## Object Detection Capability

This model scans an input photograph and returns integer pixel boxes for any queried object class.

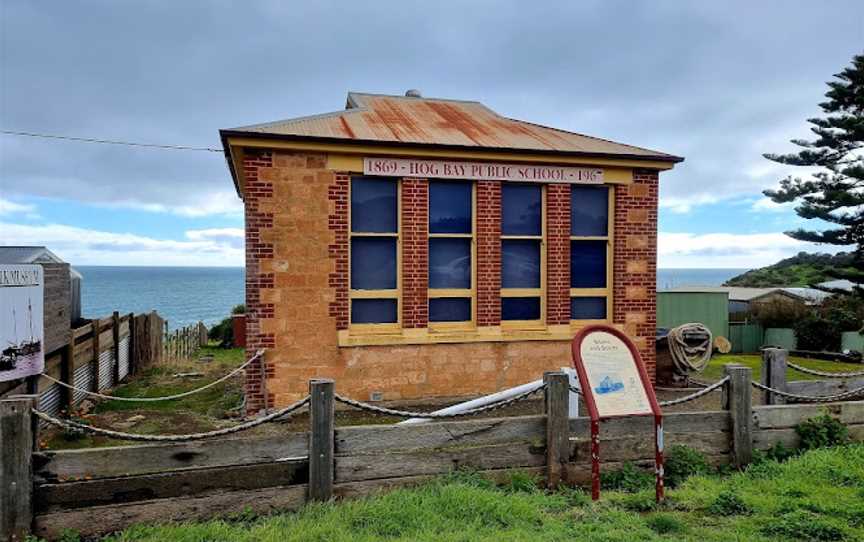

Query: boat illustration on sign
[594,375,625,395]
[0,298,42,372]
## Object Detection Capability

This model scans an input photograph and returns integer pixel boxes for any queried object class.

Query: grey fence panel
[98,349,114,391]
[72,363,93,405]
[38,384,62,417]
[118,336,130,381]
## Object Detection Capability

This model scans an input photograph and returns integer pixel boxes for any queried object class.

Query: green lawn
[700,354,864,382]
[97,444,864,542]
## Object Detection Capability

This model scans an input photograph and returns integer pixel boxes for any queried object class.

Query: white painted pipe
[398,367,580,425]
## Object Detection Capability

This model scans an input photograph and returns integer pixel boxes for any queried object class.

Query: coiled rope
[750,381,864,403]
[334,385,544,419]
[787,361,864,379]
[32,395,309,442]
[40,350,264,402]
[667,323,713,374]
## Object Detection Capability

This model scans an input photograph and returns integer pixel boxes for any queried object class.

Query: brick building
[220,92,683,412]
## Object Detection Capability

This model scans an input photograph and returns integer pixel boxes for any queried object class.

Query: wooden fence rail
[4,357,864,539]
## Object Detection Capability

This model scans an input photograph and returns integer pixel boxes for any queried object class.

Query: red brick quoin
[546,183,571,325]
[243,150,276,412]
[612,170,659,377]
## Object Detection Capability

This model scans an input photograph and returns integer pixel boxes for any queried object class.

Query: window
[428,181,474,326]
[570,185,611,321]
[501,183,544,323]
[350,177,399,327]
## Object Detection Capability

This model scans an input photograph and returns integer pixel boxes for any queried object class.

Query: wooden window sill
[337,325,576,347]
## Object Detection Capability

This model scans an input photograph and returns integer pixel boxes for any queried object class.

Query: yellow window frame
[570,185,614,325]
[348,177,401,334]
[501,184,546,330]
[428,181,476,332]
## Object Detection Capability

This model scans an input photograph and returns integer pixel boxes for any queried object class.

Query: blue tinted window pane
[571,186,609,236]
[430,181,472,234]
[570,240,606,288]
[502,184,542,235]
[351,238,396,289]
[570,297,607,320]
[429,238,471,289]
[351,177,397,233]
[351,299,397,324]
[502,240,540,288]
[429,298,471,322]
[502,297,541,321]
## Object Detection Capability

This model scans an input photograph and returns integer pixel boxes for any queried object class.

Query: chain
[787,361,864,379]
[659,377,729,407]
[32,395,309,442]
[40,350,264,402]
[751,381,864,403]
[334,384,545,419]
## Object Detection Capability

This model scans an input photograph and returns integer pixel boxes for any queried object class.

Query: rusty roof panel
[224,92,682,161]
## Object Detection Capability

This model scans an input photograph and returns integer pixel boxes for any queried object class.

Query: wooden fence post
[723,365,753,467]
[61,330,74,414]
[544,371,570,489]
[91,320,101,392]
[761,348,787,405]
[112,311,121,384]
[0,396,36,541]
[309,379,335,502]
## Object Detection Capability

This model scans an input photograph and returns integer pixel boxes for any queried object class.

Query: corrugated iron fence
[2,311,166,416]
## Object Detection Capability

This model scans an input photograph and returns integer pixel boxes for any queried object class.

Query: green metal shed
[657,290,729,340]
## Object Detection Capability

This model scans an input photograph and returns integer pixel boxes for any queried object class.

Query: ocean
[78,266,748,330]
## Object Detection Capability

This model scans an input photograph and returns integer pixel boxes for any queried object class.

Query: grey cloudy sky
[1,1,863,266]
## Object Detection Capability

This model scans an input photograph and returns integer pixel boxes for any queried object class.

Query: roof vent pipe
[405,89,422,98]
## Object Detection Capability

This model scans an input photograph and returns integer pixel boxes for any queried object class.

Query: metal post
[590,419,601,500]
[654,414,665,502]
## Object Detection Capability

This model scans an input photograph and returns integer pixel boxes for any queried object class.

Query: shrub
[601,463,653,492]
[709,491,752,516]
[645,513,684,534]
[231,304,246,315]
[753,441,798,464]
[760,510,847,541]
[796,413,849,451]
[208,317,233,346]
[664,445,712,488]
[753,300,811,329]
[502,470,540,493]
[795,314,842,351]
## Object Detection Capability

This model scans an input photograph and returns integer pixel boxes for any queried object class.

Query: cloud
[0,197,36,216]
[658,231,844,268]
[0,222,243,266]
[751,197,794,213]
[185,227,244,248]
[659,195,719,214]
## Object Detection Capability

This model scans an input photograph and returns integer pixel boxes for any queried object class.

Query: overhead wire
[0,129,222,152]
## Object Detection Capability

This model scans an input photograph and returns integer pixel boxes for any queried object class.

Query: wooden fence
[3,358,864,540]
[162,321,208,363]
[0,311,165,418]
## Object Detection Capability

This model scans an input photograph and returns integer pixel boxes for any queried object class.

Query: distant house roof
[0,246,64,264]
[222,92,684,161]
[781,287,833,305]
[0,246,82,279]
[817,279,859,291]
[659,286,808,303]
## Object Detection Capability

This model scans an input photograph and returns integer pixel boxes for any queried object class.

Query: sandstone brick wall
[242,151,660,410]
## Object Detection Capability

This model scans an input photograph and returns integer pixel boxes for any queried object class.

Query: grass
[701,354,864,382]
[92,444,864,542]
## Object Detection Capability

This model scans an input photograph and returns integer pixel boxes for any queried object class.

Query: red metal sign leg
[654,414,665,503]
[591,419,600,501]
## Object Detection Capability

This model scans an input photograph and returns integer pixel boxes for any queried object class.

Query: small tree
[764,53,864,291]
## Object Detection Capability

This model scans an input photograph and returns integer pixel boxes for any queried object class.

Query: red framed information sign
[571,324,664,502]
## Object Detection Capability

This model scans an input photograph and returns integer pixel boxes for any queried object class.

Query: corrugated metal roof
[222,92,683,161]
[0,246,63,264]
[659,286,808,302]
